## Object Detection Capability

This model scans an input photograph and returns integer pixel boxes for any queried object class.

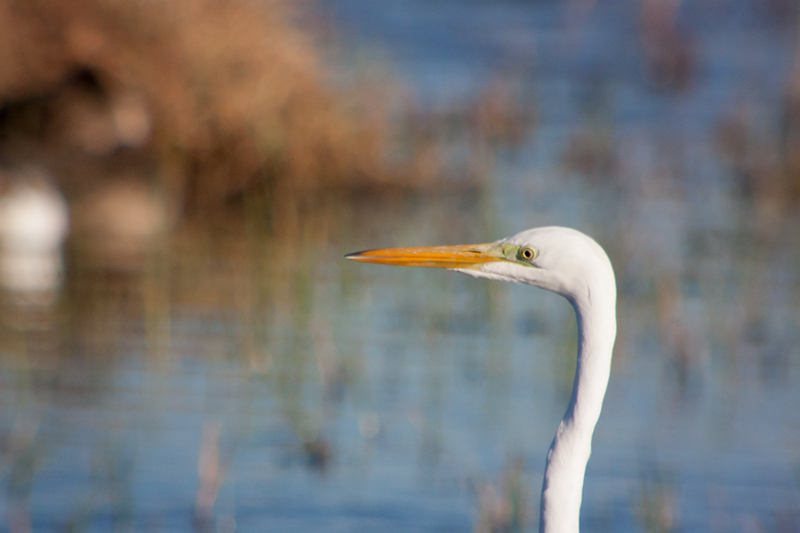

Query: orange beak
[346,243,501,269]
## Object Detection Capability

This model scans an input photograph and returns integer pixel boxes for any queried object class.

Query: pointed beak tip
[345,251,374,262]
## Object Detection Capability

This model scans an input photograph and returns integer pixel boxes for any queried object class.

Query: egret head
[346,226,615,306]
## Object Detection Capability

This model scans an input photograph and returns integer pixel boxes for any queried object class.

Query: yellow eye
[519,246,537,262]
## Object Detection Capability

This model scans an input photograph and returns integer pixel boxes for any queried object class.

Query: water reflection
[0,181,798,530]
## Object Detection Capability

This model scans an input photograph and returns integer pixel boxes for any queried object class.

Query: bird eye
[519,246,537,262]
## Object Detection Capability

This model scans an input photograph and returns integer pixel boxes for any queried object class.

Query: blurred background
[0,0,799,531]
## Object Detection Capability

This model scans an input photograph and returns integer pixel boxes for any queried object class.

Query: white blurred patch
[0,170,69,304]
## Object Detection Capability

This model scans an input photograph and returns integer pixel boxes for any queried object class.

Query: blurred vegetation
[0,0,386,230]
[0,0,530,236]
[0,0,527,390]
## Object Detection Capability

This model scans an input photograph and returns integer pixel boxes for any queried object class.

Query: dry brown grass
[0,0,388,220]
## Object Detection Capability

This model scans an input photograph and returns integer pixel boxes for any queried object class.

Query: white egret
[347,226,616,533]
